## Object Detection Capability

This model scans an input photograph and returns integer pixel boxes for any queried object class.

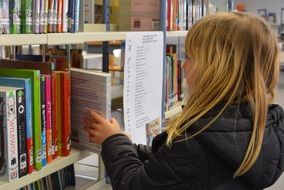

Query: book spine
[53,0,58,32]
[21,0,33,34]
[62,0,68,32]
[43,0,48,33]
[0,90,19,181]
[33,0,40,33]
[16,89,28,178]
[48,0,54,32]
[1,0,10,34]
[10,0,21,34]
[57,0,63,32]
[45,75,53,163]
[55,72,62,155]
[67,0,74,33]
[60,72,71,156]
[39,0,45,33]
[73,0,80,32]
[40,75,47,167]
[51,73,58,159]
[25,81,33,174]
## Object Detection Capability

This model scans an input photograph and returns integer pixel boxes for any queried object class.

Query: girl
[84,12,284,190]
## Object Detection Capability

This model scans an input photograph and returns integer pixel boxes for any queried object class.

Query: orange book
[52,72,58,159]
[54,72,62,156]
[57,0,63,32]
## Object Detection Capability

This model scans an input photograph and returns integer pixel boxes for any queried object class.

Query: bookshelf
[0,34,47,46]
[0,148,90,190]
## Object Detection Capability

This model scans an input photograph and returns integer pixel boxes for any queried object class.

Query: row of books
[167,0,208,31]
[19,164,75,190]
[0,58,71,182]
[0,0,81,34]
[165,44,184,111]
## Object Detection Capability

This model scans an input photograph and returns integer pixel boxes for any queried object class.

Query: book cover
[1,0,10,34]
[33,0,40,33]
[45,75,53,163]
[62,0,68,32]
[67,0,74,33]
[60,71,71,156]
[0,68,42,171]
[0,77,34,174]
[21,0,33,33]
[70,68,111,153]
[57,0,63,32]
[0,87,18,182]
[9,0,21,34]
[40,75,47,167]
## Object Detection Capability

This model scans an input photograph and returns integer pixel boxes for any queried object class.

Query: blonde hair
[166,12,279,177]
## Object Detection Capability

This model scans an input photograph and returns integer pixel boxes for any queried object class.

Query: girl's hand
[83,110,123,145]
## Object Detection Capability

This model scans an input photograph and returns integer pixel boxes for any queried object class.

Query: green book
[0,68,42,171]
[9,0,21,34]
[21,0,33,33]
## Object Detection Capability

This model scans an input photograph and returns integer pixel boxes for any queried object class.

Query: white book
[62,0,69,32]
[0,86,19,182]
[70,68,111,153]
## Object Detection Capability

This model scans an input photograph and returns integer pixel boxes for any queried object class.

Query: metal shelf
[0,34,47,46]
[0,148,90,190]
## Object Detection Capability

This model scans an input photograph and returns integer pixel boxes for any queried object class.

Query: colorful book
[21,0,33,33]
[40,75,47,167]
[0,77,33,174]
[51,72,58,159]
[0,87,19,182]
[33,0,40,33]
[54,72,62,156]
[0,68,42,171]
[10,0,22,34]
[1,0,10,34]
[45,75,53,163]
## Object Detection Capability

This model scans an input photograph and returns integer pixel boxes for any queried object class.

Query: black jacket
[101,104,284,190]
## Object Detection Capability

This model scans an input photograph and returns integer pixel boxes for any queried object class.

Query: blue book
[0,77,34,174]
[73,0,80,32]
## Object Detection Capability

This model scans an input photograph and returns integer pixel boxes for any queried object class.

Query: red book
[167,0,172,31]
[51,73,58,159]
[45,74,53,163]
[60,71,71,156]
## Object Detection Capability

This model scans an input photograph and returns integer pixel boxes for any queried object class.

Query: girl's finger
[89,110,108,125]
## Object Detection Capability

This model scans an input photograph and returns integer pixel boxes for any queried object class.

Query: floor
[72,72,284,190]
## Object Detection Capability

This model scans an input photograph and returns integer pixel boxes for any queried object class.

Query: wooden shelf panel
[166,31,188,37]
[0,34,47,46]
[0,148,90,190]
[47,32,127,45]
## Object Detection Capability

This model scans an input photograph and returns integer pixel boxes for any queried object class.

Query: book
[51,72,58,159]
[0,68,42,171]
[62,0,68,32]
[53,0,58,32]
[67,0,74,33]
[0,77,34,174]
[73,0,80,32]
[40,75,47,167]
[1,0,10,34]
[39,0,45,33]
[70,68,111,153]
[21,0,33,33]
[0,87,19,182]
[48,0,55,32]
[57,0,63,32]
[9,0,22,34]
[15,88,28,177]
[45,75,53,163]
[33,0,40,33]
[43,0,49,33]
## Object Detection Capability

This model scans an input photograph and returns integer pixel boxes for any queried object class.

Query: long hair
[166,12,279,177]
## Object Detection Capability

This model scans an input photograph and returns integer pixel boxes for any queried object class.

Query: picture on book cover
[145,118,160,146]
[0,96,6,176]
